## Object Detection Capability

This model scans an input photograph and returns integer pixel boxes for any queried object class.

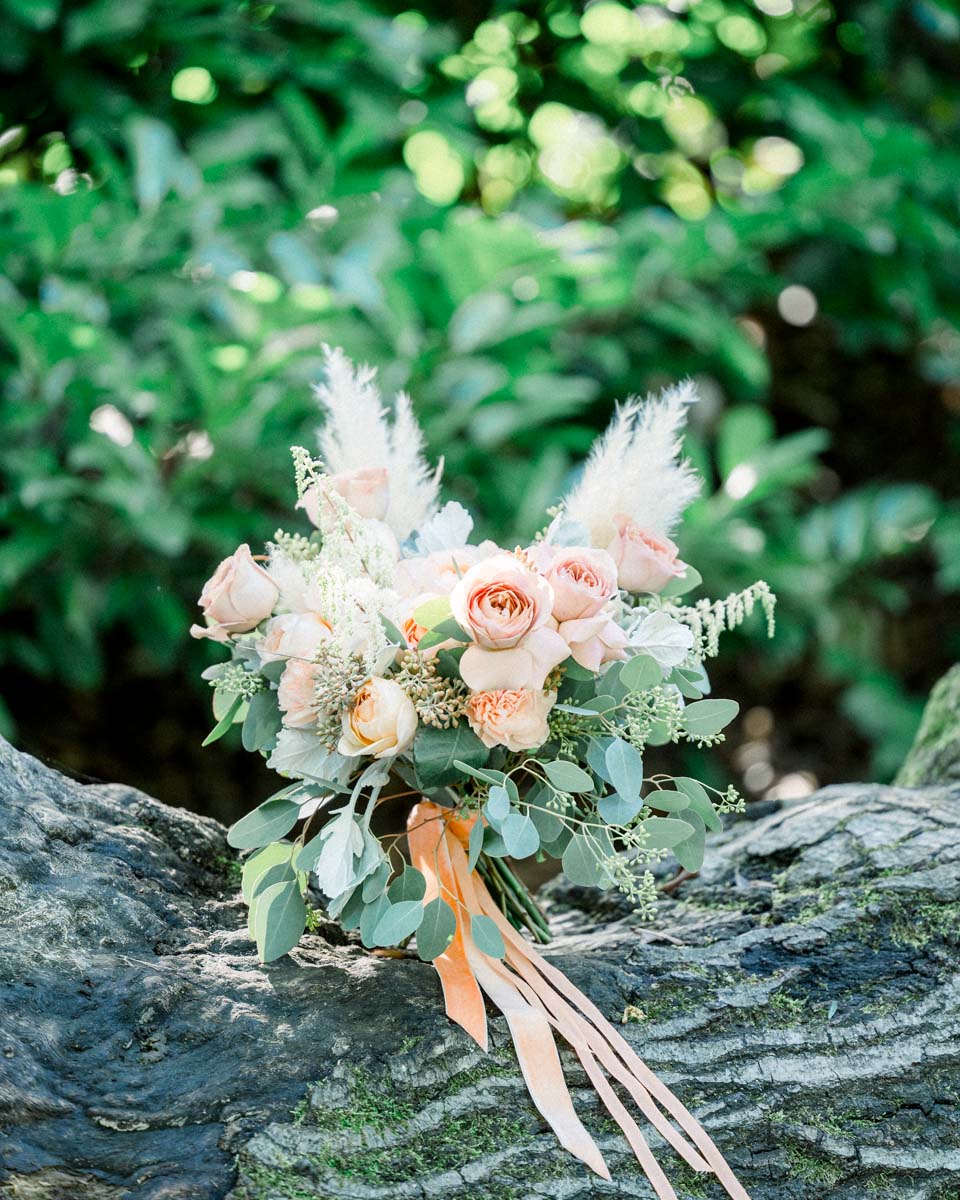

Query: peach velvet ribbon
[406,800,751,1200]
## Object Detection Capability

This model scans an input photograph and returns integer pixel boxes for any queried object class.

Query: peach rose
[540,547,619,621]
[467,688,556,752]
[451,554,569,691]
[451,554,553,649]
[605,516,688,594]
[277,660,320,728]
[338,677,418,759]
[556,612,629,673]
[260,612,331,665]
[297,467,389,528]
[190,544,279,640]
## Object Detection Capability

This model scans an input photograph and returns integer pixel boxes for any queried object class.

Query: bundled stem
[476,855,552,944]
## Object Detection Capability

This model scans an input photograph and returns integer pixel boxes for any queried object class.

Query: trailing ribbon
[407,801,751,1200]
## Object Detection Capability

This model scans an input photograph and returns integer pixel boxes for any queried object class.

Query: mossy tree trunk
[1,736,958,1200]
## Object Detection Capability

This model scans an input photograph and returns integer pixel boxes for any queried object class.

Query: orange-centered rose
[277,660,321,729]
[466,688,556,752]
[260,612,332,664]
[297,467,390,528]
[605,516,688,594]
[337,677,418,759]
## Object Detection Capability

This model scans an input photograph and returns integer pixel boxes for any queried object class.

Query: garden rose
[297,467,389,528]
[277,660,320,728]
[190,543,278,640]
[260,612,331,664]
[605,517,687,594]
[467,688,556,752]
[451,554,569,690]
[556,612,628,672]
[338,677,418,759]
[541,547,619,621]
[450,554,553,649]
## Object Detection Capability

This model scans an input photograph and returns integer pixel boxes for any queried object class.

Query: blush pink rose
[556,612,629,673]
[190,543,279,640]
[277,660,320,728]
[605,516,688,594]
[540,547,619,621]
[297,467,390,528]
[337,677,418,759]
[260,612,331,664]
[451,553,569,691]
[451,554,553,649]
[466,688,556,752]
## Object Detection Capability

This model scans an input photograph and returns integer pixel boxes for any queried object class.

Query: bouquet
[193,348,774,1198]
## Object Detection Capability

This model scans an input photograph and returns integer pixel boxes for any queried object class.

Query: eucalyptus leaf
[453,761,507,787]
[470,914,505,959]
[562,828,616,887]
[202,693,242,747]
[643,816,696,850]
[485,784,510,824]
[338,886,367,931]
[604,738,643,803]
[372,899,424,946]
[467,817,485,871]
[658,565,703,597]
[674,777,723,831]
[254,879,307,963]
[359,893,391,948]
[528,800,563,842]
[597,791,644,825]
[501,811,540,859]
[673,810,707,872]
[586,736,616,784]
[417,897,457,961]
[388,866,427,903]
[362,859,391,902]
[378,613,406,645]
[619,654,662,692]
[482,824,509,857]
[682,699,740,738]
[228,796,301,850]
[241,841,294,903]
[644,788,692,813]
[241,690,282,753]
[543,760,594,793]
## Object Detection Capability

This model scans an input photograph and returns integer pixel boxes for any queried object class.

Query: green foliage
[0,0,957,792]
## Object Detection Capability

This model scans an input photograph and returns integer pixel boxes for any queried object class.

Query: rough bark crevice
[0,738,957,1200]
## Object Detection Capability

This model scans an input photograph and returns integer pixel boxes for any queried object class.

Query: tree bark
[0,736,957,1200]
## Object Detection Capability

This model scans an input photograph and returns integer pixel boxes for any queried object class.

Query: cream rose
[451,554,569,691]
[277,660,320,729]
[556,612,629,672]
[190,543,278,640]
[605,517,688,594]
[337,677,418,759]
[297,467,389,528]
[466,688,556,752]
[540,547,619,621]
[260,612,331,665]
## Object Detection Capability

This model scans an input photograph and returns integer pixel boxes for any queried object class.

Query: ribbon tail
[450,839,610,1180]
[465,858,751,1200]
[407,803,487,1051]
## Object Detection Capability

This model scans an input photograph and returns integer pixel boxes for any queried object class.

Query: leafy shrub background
[1,0,957,820]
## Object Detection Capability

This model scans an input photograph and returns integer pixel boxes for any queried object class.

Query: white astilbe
[563,380,702,546]
[314,346,440,541]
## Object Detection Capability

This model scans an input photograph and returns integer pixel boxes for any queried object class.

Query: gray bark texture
[1,733,958,1200]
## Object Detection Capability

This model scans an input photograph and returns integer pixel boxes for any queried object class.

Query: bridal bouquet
[193,349,773,1198]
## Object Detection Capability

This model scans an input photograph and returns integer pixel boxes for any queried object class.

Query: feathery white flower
[563,380,701,545]
[314,347,440,541]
